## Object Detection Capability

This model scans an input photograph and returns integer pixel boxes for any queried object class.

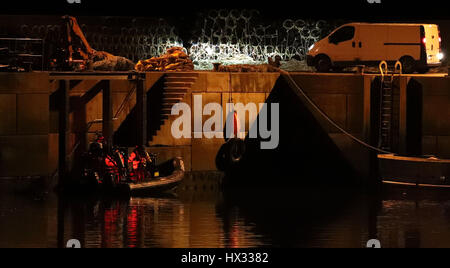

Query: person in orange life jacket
[104,147,126,184]
[128,146,149,182]
[85,134,107,184]
[138,145,153,178]
[114,147,128,182]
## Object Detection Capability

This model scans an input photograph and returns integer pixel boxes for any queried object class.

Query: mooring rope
[283,71,393,155]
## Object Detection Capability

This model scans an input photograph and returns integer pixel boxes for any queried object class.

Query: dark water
[2,178,450,248]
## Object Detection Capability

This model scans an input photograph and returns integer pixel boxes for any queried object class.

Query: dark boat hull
[71,157,185,196]
[379,154,450,188]
[127,170,184,195]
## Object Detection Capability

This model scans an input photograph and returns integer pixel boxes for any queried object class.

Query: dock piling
[58,80,70,187]
[136,75,147,146]
[102,80,113,148]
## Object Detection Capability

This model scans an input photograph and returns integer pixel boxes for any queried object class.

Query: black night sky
[1,0,450,20]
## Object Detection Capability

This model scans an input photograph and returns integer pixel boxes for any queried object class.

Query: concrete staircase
[149,72,198,143]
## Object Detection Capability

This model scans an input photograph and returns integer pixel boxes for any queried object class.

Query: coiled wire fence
[1,12,342,70]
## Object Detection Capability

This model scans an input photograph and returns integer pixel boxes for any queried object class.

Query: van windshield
[329,26,355,44]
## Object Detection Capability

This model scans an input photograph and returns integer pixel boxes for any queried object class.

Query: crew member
[128,146,147,182]
[104,147,126,184]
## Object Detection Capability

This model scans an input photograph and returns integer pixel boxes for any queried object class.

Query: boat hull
[70,157,185,196]
[378,154,450,188]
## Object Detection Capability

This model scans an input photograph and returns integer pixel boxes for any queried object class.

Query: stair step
[165,72,199,78]
[163,96,183,100]
[164,87,189,92]
[164,92,186,98]
[162,104,175,110]
[165,77,198,83]
[164,82,194,87]
[163,98,184,104]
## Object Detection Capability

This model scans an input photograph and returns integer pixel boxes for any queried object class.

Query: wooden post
[363,76,373,143]
[102,80,113,148]
[58,80,70,187]
[57,197,66,248]
[399,77,410,155]
[136,76,147,146]
[362,75,380,186]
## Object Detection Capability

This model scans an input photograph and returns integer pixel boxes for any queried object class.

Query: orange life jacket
[105,155,119,173]
[128,151,143,170]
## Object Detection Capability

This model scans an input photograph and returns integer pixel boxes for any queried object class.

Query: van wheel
[315,55,331,73]
[399,56,416,74]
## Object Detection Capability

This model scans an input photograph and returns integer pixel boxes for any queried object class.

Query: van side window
[329,26,355,44]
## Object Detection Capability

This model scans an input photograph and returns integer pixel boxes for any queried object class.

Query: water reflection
[58,185,372,248]
[65,194,268,248]
[2,179,450,248]
[376,187,450,248]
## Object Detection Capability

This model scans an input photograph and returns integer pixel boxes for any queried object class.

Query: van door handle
[359,42,362,48]
[352,41,356,48]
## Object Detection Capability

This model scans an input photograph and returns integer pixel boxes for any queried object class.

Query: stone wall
[0,72,50,177]
[414,77,450,158]
[1,72,449,177]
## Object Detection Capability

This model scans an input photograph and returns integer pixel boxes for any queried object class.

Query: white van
[307,23,443,73]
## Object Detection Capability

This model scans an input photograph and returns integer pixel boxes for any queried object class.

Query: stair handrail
[394,61,403,75]
[379,61,388,82]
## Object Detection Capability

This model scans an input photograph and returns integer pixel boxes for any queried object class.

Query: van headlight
[309,45,315,51]
[438,52,444,61]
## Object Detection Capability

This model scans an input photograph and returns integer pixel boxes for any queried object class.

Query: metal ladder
[378,61,402,151]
